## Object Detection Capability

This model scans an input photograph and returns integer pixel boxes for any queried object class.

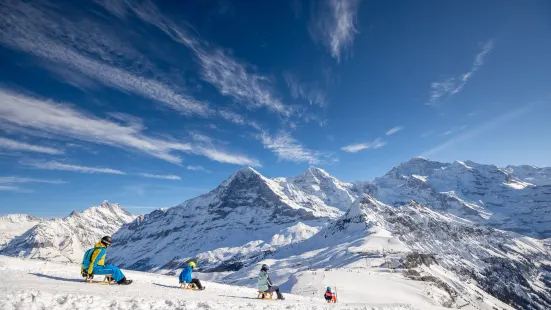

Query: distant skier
[179,261,205,290]
[257,264,285,300]
[81,236,133,285]
[324,286,337,303]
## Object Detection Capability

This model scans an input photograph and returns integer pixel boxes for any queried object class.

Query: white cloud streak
[0,185,23,192]
[385,126,403,136]
[98,0,292,116]
[422,106,532,157]
[341,138,386,153]
[23,161,126,175]
[284,73,326,107]
[0,137,63,155]
[309,0,361,61]
[138,173,181,180]
[0,176,66,184]
[0,88,260,166]
[0,0,211,117]
[186,165,210,172]
[428,40,494,105]
[259,131,325,164]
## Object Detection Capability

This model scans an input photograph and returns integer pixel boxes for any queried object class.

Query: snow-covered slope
[0,214,41,250]
[110,167,342,272]
[502,164,551,186]
[0,256,439,310]
[0,201,135,263]
[224,195,549,309]
[368,157,551,238]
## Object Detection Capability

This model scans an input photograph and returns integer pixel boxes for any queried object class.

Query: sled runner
[180,282,198,290]
[257,291,274,300]
[84,274,115,285]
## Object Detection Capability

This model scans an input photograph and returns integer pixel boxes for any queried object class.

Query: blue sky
[1,0,550,217]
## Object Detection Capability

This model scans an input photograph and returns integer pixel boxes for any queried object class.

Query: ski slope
[0,256,444,310]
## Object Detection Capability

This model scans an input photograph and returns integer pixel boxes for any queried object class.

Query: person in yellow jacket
[81,236,132,285]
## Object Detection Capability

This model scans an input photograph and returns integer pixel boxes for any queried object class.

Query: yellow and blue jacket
[81,242,107,274]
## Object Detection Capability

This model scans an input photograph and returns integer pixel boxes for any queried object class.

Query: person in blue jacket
[257,264,285,300]
[81,236,132,285]
[179,261,205,290]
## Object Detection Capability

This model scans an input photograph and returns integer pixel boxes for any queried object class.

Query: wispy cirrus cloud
[309,0,361,61]
[23,161,126,175]
[0,137,63,155]
[259,131,329,164]
[0,176,66,184]
[186,165,211,173]
[137,173,181,180]
[284,73,327,107]
[217,109,246,125]
[0,185,23,192]
[422,105,532,157]
[341,138,386,153]
[95,0,293,117]
[0,0,211,117]
[22,160,186,180]
[0,175,65,192]
[0,88,260,167]
[197,49,290,115]
[428,40,494,105]
[385,126,403,136]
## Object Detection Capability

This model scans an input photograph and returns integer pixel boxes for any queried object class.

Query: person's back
[256,264,284,300]
[80,236,132,285]
[257,270,270,292]
[178,261,205,290]
[179,266,193,284]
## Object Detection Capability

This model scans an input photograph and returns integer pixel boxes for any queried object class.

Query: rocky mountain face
[0,214,42,249]
[325,195,551,310]
[276,166,356,212]
[109,167,343,272]
[0,201,135,263]
[363,157,551,238]
[223,194,550,309]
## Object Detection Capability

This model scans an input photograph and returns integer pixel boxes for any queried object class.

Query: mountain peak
[236,166,261,176]
[306,166,330,175]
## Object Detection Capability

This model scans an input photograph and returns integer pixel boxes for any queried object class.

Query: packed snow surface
[0,256,444,310]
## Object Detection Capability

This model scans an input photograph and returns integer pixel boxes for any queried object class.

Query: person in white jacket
[257,264,285,300]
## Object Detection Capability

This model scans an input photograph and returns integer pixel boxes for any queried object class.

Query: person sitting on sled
[324,286,337,303]
[257,264,285,300]
[81,236,133,285]
[179,261,205,290]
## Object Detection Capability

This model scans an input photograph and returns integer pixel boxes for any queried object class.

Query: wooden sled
[179,282,198,290]
[257,291,274,300]
[85,274,115,285]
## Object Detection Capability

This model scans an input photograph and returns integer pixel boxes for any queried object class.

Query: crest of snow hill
[1,159,551,309]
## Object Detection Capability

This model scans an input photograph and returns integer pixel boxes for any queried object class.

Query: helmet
[261,264,269,271]
[188,261,196,268]
[327,287,332,291]
[101,236,112,247]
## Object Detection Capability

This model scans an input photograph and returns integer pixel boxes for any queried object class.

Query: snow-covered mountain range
[365,157,551,238]
[0,214,42,250]
[2,158,550,309]
[0,201,135,262]
[109,167,343,272]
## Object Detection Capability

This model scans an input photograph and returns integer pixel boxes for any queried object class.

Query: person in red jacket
[324,287,337,303]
